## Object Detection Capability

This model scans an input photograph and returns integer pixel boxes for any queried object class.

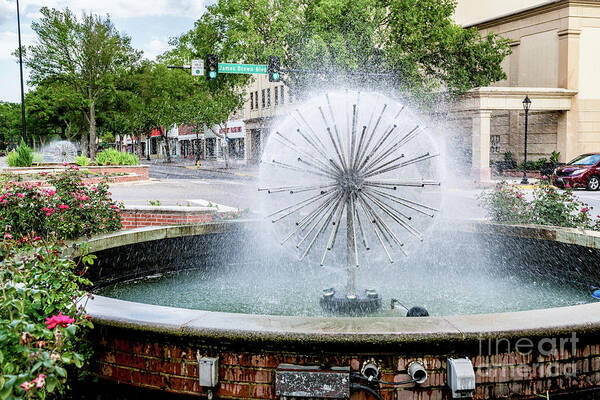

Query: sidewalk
[143,157,260,178]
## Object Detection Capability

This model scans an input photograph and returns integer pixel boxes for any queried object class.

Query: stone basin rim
[80,220,600,344]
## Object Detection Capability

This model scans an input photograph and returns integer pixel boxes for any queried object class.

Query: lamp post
[521,96,532,184]
[16,0,27,141]
[192,125,201,164]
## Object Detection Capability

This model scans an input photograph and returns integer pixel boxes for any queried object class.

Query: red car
[552,153,600,190]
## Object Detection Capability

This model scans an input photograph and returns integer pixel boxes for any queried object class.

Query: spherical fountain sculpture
[259,91,441,314]
[42,140,78,163]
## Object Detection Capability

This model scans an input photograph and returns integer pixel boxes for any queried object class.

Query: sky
[0,0,212,103]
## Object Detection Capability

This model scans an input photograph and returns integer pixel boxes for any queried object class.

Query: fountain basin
[81,222,600,399]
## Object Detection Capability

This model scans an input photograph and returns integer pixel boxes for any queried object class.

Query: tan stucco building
[453,0,600,181]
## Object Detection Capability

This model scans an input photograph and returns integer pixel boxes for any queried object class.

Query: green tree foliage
[0,102,22,149]
[25,81,86,145]
[26,7,141,157]
[172,0,510,100]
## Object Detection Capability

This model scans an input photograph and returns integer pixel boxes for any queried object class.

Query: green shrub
[0,238,95,399]
[95,149,138,166]
[0,168,122,241]
[6,141,34,167]
[75,155,90,166]
[118,152,139,166]
[479,182,598,229]
[32,152,44,164]
[95,149,120,166]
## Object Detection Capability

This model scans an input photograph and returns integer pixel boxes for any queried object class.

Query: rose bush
[0,168,122,242]
[479,182,600,229]
[0,236,96,400]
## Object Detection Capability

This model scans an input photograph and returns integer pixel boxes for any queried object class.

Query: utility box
[198,357,219,387]
[275,364,350,398]
[447,358,475,398]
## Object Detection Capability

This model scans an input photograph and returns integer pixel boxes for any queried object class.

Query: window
[280,86,285,104]
[254,91,258,109]
[490,135,500,153]
[267,88,271,107]
[261,89,265,108]
[274,86,279,106]
[250,92,254,110]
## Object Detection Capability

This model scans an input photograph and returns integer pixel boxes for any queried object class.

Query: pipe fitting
[407,361,428,384]
[361,360,380,381]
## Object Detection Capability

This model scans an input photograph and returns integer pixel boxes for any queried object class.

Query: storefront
[220,120,246,160]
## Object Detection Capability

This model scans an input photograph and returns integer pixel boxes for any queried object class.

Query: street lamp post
[193,125,201,164]
[146,133,151,161]
[16,0,27,141]
[521,96,532,185]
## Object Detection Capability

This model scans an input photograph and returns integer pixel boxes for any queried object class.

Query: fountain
[40,140,78,163]
[259,91,440,314]
[78,90,600,399]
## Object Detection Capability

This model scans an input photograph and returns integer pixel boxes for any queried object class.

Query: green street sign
[218,63,267,74]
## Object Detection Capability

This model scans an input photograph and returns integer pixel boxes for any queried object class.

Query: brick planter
[2,165,149,182]
[120,206,240,230]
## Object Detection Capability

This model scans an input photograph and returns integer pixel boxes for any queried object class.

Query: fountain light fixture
[260,92,440,314]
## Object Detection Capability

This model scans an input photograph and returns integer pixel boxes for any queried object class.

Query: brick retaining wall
[92,326,600,399]
[3,165,149,182]
[120,206,239,230]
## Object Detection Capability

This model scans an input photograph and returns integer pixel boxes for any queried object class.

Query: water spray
[261,91,440,314]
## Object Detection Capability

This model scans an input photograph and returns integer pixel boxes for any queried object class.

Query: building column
[557,28,581,162]
[471,110,492,182]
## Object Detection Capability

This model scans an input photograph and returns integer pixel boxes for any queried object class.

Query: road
[109,163,600,219]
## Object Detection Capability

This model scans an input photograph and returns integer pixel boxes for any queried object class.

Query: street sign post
[218,63,267,74]
[191,59,204,76]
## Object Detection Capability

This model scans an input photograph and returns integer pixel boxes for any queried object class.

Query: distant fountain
[41,141,79,164]
[259,91,442,314]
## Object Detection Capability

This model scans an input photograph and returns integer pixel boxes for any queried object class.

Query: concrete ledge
[80,221,600,344]
[83,294,600,345]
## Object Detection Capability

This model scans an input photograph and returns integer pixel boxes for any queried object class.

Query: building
[233,73,295,164]
[452,0,600,181]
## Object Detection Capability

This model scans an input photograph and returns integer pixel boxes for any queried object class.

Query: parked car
[552,153,600,190]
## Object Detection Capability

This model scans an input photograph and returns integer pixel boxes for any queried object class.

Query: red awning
[150,128,162,137]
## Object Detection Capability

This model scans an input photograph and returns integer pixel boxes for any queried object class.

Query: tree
[0,102,22,149]
[26,7,141,157]
[172,0,510,101]
[25,81,86,146]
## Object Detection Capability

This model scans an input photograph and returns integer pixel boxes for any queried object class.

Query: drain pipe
[407,361,428,384]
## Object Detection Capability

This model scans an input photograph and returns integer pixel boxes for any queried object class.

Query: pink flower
[32,374,45,389]
[45,312,75,330]
[40,172,47,176]
[16,193,24,198]
[516,193,523,199]
[3,233,12,239]
[46,189,56,197]
[20,381,33,392]
[57,204,70,210]
[63,162,68,166]
[33,236,41,241]
[581,207,589,213]
[115,209,120,213]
